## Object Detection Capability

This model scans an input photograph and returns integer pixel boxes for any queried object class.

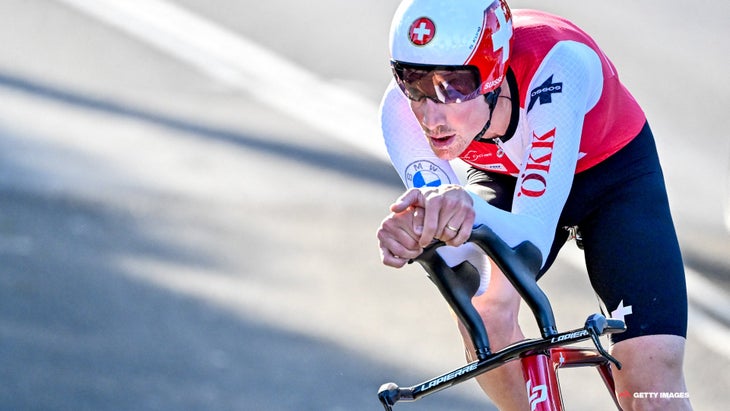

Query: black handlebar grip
[414,225,558,341]
[605,318,627,334]
[467,225,558,338]
[414,244,491,360]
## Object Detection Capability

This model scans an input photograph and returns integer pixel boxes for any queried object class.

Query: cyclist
[375,1,692,410]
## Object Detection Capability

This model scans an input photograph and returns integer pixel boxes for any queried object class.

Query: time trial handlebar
[411,224,557,360]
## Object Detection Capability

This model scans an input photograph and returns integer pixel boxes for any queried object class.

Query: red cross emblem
[409,17,435,46]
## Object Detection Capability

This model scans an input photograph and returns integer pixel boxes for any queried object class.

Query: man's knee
[611,335,691,410]
[612,334,686,373]
[470,268,522,342]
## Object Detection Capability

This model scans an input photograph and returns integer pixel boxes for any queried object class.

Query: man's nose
[420,98,446,129]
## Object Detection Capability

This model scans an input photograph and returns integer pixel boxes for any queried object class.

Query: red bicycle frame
[523,347,621,411]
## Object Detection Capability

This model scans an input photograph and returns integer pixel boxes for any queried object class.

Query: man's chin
[432,150,457,161]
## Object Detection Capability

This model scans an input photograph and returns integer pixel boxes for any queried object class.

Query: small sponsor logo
[409,17,436,46]
[527,75,563,112]
[550,329,589,344]
[461,149,493,163]
[419,363,478,391]
[481,75,505,93]
[518,128,556,198]
[610,300,633,322]
[405,160,450,188]
[526,380,548,410]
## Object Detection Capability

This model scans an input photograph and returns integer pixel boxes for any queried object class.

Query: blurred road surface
[0,1,728,410]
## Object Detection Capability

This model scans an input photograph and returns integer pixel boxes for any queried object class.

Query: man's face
[409,97,491,160]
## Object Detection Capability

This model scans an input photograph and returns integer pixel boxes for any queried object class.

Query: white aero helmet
[389,0,513,102]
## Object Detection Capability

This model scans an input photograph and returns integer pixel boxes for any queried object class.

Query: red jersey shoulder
[510,10,603,107]
[509,9,645,172]
[458,10,645,175]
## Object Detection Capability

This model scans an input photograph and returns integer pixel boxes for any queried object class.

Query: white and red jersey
[380,9,647,266]
[457,9,645,176]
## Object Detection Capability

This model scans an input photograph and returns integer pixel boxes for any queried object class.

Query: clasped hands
[377,184,475,268]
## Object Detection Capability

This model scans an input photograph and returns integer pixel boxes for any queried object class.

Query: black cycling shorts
[466,122,688,343]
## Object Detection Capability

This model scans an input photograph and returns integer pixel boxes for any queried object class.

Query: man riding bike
[376,1,692,409]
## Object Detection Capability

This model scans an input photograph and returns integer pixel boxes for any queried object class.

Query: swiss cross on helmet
[389,0,513,96]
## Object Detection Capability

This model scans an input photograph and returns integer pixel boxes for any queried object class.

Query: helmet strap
[473,68,519,145]
[473,87,501,143]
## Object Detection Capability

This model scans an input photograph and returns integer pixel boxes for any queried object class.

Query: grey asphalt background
[0,1,728,410]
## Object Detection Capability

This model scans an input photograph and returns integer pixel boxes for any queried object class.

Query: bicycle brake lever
[588,331,622,370]
[584,314,622,370]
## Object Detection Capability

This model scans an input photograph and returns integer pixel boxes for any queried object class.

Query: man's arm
[469,40,604,266]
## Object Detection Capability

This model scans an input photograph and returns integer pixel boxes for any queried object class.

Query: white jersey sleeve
[380,81,491,294]
[468,41,603,266]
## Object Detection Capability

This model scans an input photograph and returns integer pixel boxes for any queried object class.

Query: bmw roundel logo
[405,160,451,188]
